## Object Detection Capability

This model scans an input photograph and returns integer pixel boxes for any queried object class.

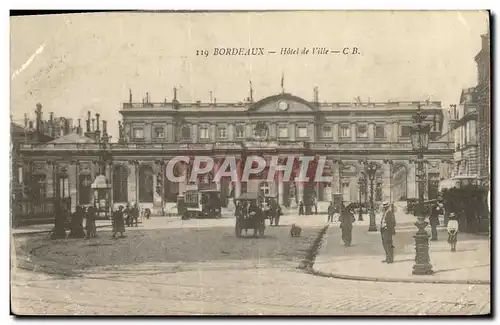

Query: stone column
[392,121,399,142]
[46,160,54,198]
[407,162,417,199]
[382,160,392,203]
[191,124,198,143]
[296,181,304,204]
[107,161,113,211]
[213,159,222,191]
[331,160,341,195]
[127,161,138,203]
[289,123,296,141]
[278,171,284,205]
[368,122,375,141]
[69,160,78,212]
[350,123,357,142]
[332,123,339,142]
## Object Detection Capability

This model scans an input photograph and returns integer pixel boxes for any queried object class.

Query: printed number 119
[197,50,209,57]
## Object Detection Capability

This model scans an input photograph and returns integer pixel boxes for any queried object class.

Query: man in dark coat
[380,201,396,263]
[327,201,335,223]
[429,203,440,241]
[112,206,126,238]
[298,201,304,215]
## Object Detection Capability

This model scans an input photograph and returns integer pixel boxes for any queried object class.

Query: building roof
[48,133,96,144]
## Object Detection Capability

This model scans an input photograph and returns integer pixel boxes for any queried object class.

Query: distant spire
[173,87,177,101]
[209,91,213,103]
[129,88,132,103]
[249,80,254,102]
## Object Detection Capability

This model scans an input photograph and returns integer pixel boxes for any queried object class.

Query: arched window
[139,164,154,203]
[113,165,128,202]
[181,125,191,140]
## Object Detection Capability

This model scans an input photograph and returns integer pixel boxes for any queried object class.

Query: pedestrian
[132,203,139,227]
[85,206,97,238]
[447,212,459,252]
[327,201,335,222]
[68,206,85,238]
[112,205,126,238]
[298,201,304,215]
[340,205,355,246]
[380,201,396,263]
[313,197,318,215]
[429,203,440,241]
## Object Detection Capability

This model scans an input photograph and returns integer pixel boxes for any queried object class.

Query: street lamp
[410,104,433,275]
[366,162,378,232]
[357,176,364,221]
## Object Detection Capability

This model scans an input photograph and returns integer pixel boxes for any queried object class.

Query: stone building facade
[475,33,491,185]
[17,90,454,217]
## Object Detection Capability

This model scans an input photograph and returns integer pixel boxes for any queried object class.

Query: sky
[10,11,489,139]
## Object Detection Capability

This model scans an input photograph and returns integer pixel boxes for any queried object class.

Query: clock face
[277,101,289,111]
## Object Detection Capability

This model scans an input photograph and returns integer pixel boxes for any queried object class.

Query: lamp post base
[412,219,434,275]
[368,210,377,232]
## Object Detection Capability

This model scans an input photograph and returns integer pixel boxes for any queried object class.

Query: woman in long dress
[340,205,355,246]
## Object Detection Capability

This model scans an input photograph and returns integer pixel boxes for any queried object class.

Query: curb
[12,224,113,237]
[310,268,491,285]
[298,223,330,270]
[303,223,491,286]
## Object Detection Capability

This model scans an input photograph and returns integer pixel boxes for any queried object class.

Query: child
[447,212,459,252]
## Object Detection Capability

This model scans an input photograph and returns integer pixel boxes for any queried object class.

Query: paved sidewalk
[313,214,490,285]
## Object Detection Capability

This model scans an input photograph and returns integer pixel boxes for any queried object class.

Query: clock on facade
[277,100,289,111]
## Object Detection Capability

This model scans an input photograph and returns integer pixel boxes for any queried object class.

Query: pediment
[247,93,317,113]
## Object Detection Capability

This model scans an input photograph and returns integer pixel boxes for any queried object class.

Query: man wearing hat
[380,201,396,263]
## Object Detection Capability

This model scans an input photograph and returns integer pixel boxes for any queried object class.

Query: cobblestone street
[11,215,491,315]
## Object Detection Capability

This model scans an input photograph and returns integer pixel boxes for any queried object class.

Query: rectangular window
[218,127,227,139]
[340,126,350,138]
[278,126,289,138]
[400,125,411,137]
[297,126,308,138]
[357,124,368,138]
[154,126,165,139]
[375,125,385,138]
[133,128,144,140]
[322,126,332,138]
[199,127,209,139]
[235,125,245,138]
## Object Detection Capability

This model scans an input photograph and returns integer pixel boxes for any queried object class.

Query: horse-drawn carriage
[261,195,282,226]
[234,193,266,237]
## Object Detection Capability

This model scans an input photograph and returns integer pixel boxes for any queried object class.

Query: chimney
[24,114,28,128]
[102,120,109,143]
[78,119,82,135]
[95,113,100,131]
[29,121,34,129]
[313,86,319,103]
[35,103,42,141]
[86,111,91,132]
[129,88,133,103]
[91,118,95,132]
